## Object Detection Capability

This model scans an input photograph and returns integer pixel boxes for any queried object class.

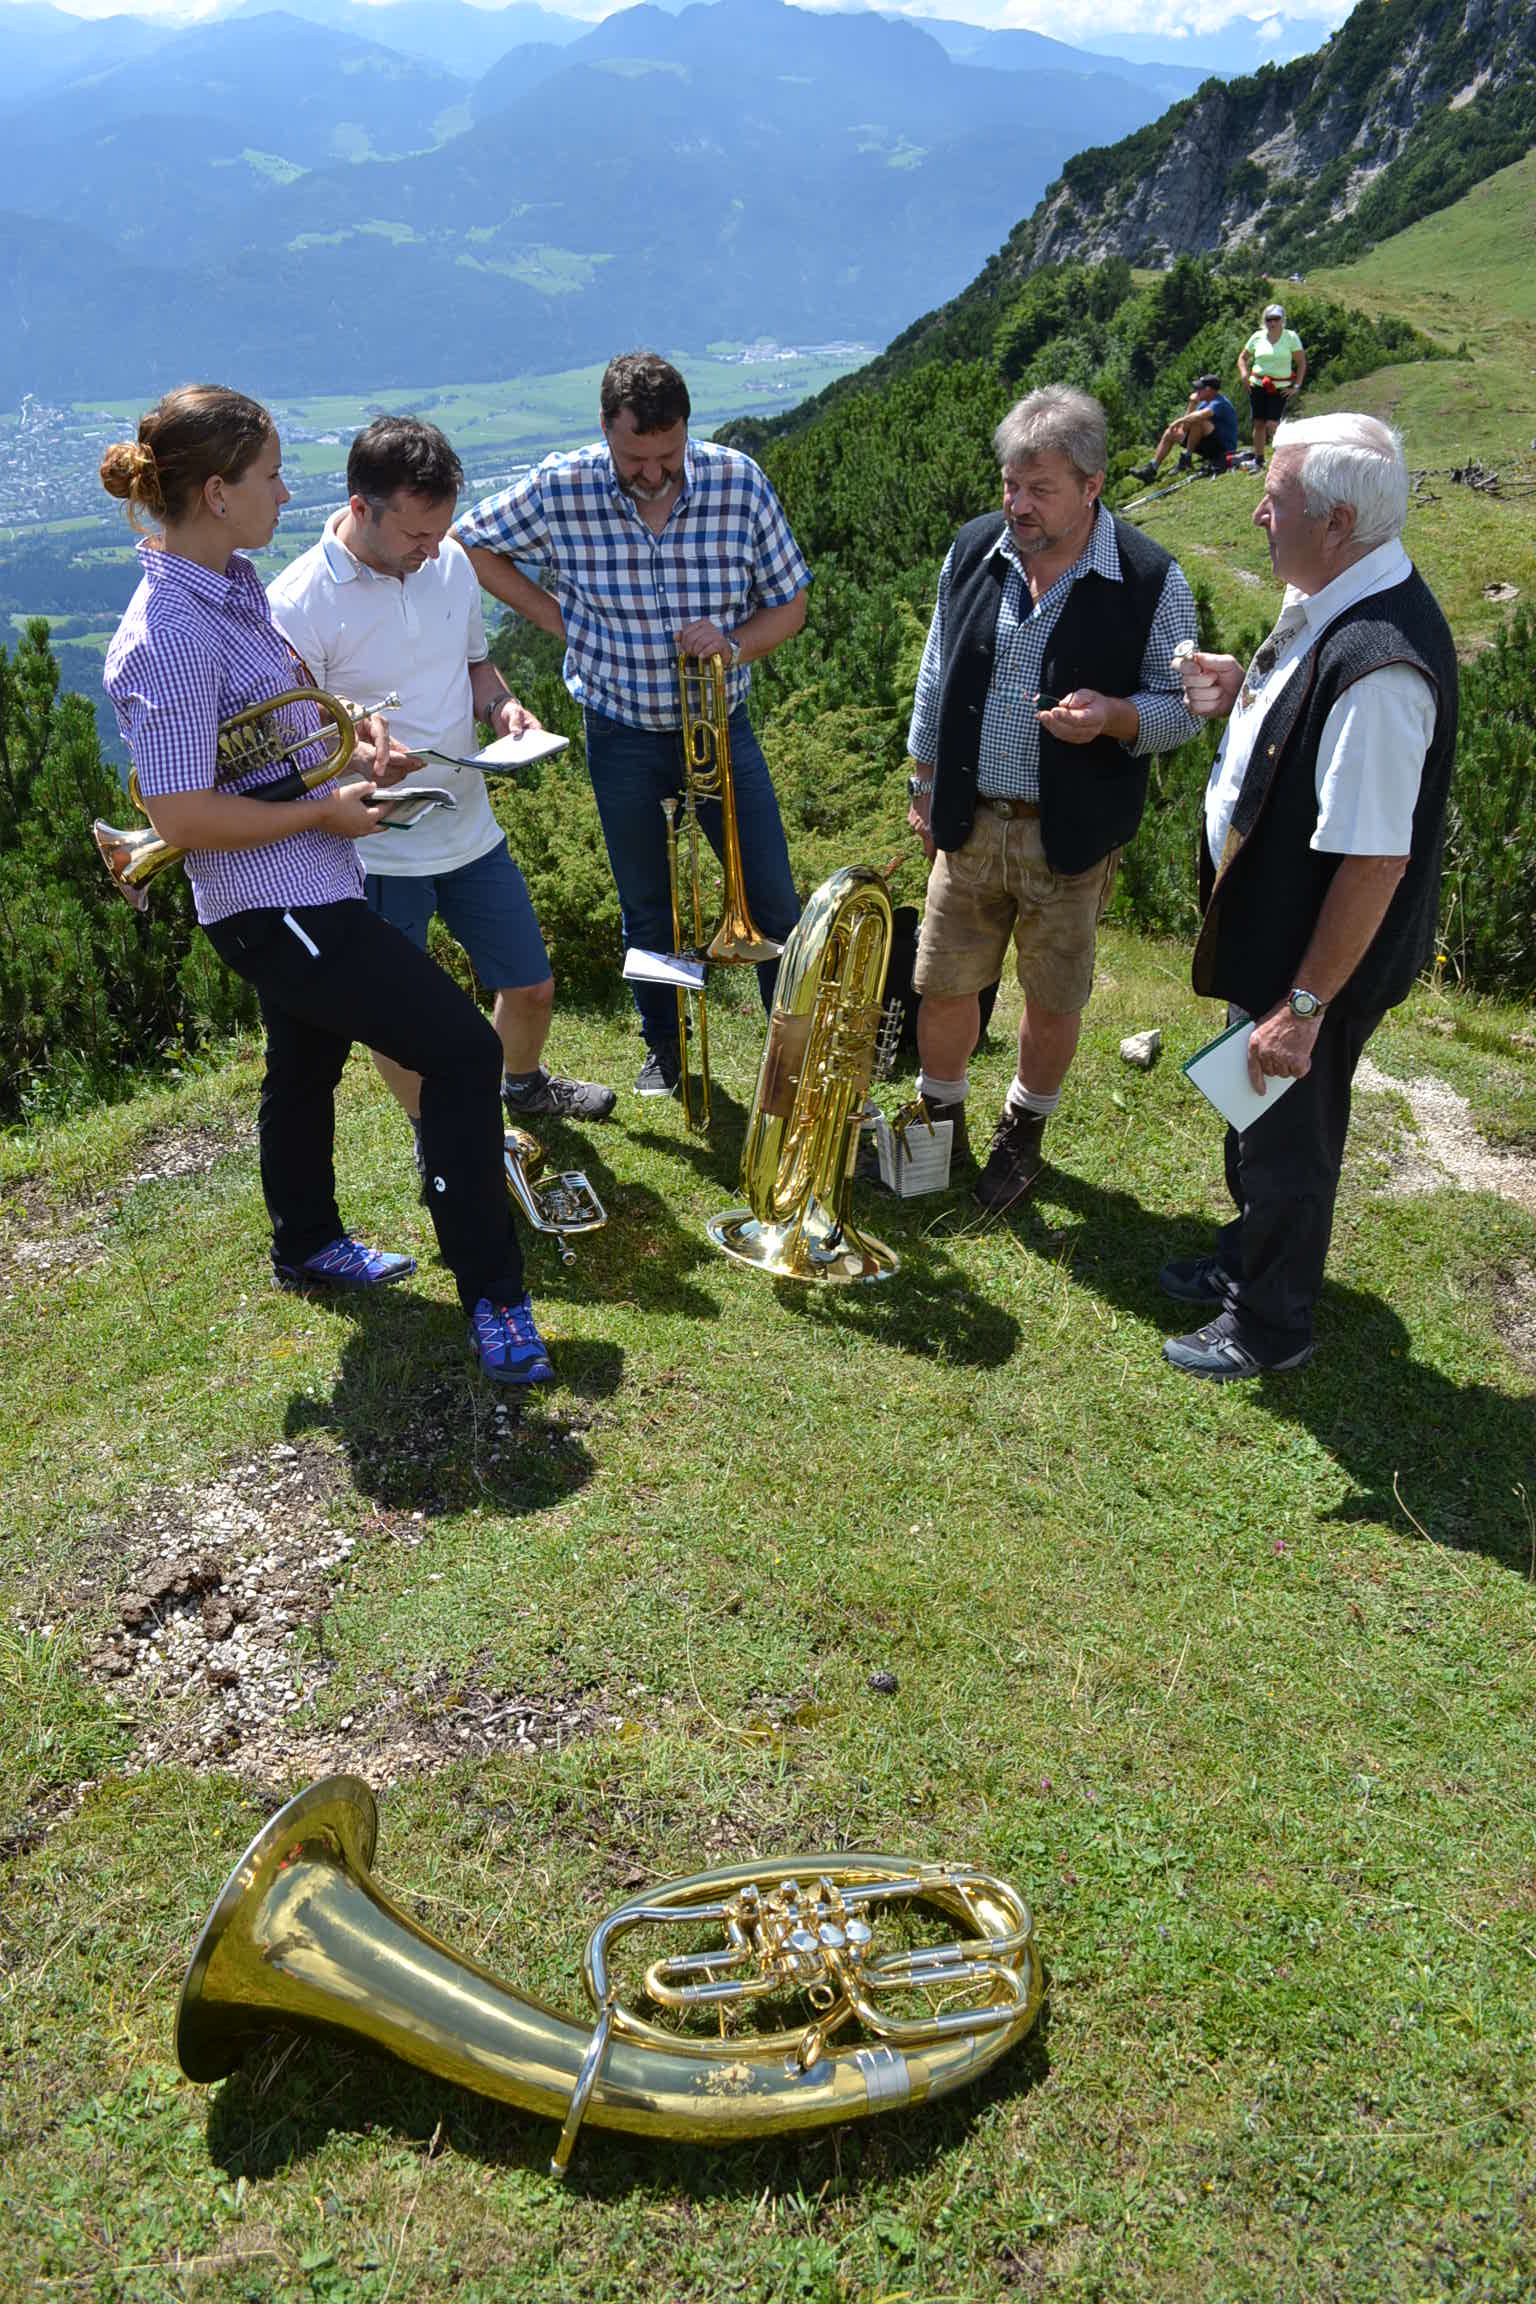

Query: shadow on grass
[764,1240,1024,1371]
[202,1994,1052,2202]
[1018,1164,1536,1575]
[514,1113,725,1319]
[279,1287,621,1520]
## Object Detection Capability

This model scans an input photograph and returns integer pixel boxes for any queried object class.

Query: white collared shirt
[1204,538,1436,868]
[268,514,502,877]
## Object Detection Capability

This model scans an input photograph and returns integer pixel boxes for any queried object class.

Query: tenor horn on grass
[503,1128,606,1266]
[176,1775,1042,2177]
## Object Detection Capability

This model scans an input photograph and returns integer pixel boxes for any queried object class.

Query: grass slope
[2,940,1534,2302]
[1117,149,1536,657]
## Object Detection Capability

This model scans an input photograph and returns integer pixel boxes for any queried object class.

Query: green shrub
[0,621,258,1120]
[1439,606,1536,995]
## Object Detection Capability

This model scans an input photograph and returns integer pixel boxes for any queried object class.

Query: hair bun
[100,438,164,513]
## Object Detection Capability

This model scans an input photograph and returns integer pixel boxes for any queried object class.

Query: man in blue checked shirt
[905,385,1200,1214]
[455,351,811,1099]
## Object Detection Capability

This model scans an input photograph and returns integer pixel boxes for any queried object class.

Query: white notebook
[1182,1018,1298,1130]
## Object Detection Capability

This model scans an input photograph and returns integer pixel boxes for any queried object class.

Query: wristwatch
[1287,986,1327,1020]
[907,773,934,800]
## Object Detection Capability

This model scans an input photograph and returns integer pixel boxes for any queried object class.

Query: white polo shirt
[1204,539,1437,869]
[267,514,504,877]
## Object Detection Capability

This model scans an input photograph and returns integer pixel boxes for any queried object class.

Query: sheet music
[622,947,707,991]
[410,731,569,774]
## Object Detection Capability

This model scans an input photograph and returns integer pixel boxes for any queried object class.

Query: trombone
[664,647,783,1132]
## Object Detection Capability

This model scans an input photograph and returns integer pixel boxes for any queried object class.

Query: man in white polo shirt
[268,417,613,1170]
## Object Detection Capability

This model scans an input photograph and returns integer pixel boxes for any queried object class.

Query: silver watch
[1287,986,1327,1020]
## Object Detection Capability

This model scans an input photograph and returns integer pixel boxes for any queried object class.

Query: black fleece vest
[1192,569,1458,1021]
[929,511,1176,875]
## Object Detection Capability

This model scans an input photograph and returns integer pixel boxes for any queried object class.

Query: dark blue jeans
[583,703,801,1054]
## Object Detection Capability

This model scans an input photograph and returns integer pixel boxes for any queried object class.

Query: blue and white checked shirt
[453,439,812,732]
[908,509,1200,800]
[104,544,363,926]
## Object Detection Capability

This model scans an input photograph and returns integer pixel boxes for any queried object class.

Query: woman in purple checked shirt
[100,384,554,1388]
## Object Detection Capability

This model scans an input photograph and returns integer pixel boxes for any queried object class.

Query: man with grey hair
[905,384,1200,1211]
[1164,412,1457,1379]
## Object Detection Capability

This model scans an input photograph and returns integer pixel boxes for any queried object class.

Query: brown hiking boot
[974,1107,1047,1212]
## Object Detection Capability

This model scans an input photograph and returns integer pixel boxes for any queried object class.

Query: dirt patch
[38,1439,611,1785]
[1356,1058,1536,1218]
[0,1123,234,1298]
[0,1182,107,1295]
[1488,1264,1536,1372]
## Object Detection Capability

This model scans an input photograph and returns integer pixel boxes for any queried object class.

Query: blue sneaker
[275,1236,416,1290]
[468,1294,555,1387]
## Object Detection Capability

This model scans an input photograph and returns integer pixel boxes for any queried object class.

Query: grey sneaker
[635,1046,682,1098]
[974,1107,1047,1213]
[503,1067,617,1123]
[1162,1314,1315,1381]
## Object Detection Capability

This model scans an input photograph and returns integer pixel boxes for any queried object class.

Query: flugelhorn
[176,1775,1042,2177]
[710,866,898,1283]
[504,1128,606,1265]
[93,686,398,909]
[663,648,785,1132]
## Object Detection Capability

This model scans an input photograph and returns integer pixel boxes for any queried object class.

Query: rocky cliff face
[1010,0,1535,277]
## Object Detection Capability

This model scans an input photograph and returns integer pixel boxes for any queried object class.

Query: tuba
[663,649,785,1133]
[93,687,397,910]
[176,1775,1042,2177]
[709,866,898,1283]
[503,1128,606,1265]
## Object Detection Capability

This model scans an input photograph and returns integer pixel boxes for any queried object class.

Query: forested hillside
[731,0,1536,453]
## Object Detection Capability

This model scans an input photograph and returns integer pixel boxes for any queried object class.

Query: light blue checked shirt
[453,438,812,732]
[908,508,1200,800]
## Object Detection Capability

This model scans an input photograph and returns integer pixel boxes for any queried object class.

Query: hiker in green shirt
[1238,303,1307,460]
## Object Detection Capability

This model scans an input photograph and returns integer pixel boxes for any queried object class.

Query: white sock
[917,1071,968,1107]
[1005,1076,1059,1120]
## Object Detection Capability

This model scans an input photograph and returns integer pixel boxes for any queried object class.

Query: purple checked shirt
[104,544,364,925]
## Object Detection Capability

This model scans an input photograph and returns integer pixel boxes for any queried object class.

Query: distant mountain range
[0,0,1216,401]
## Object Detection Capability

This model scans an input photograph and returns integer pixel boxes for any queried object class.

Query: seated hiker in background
[1134,374,1239,483]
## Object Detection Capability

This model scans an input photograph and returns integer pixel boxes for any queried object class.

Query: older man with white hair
[1163,413,1458,1379]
